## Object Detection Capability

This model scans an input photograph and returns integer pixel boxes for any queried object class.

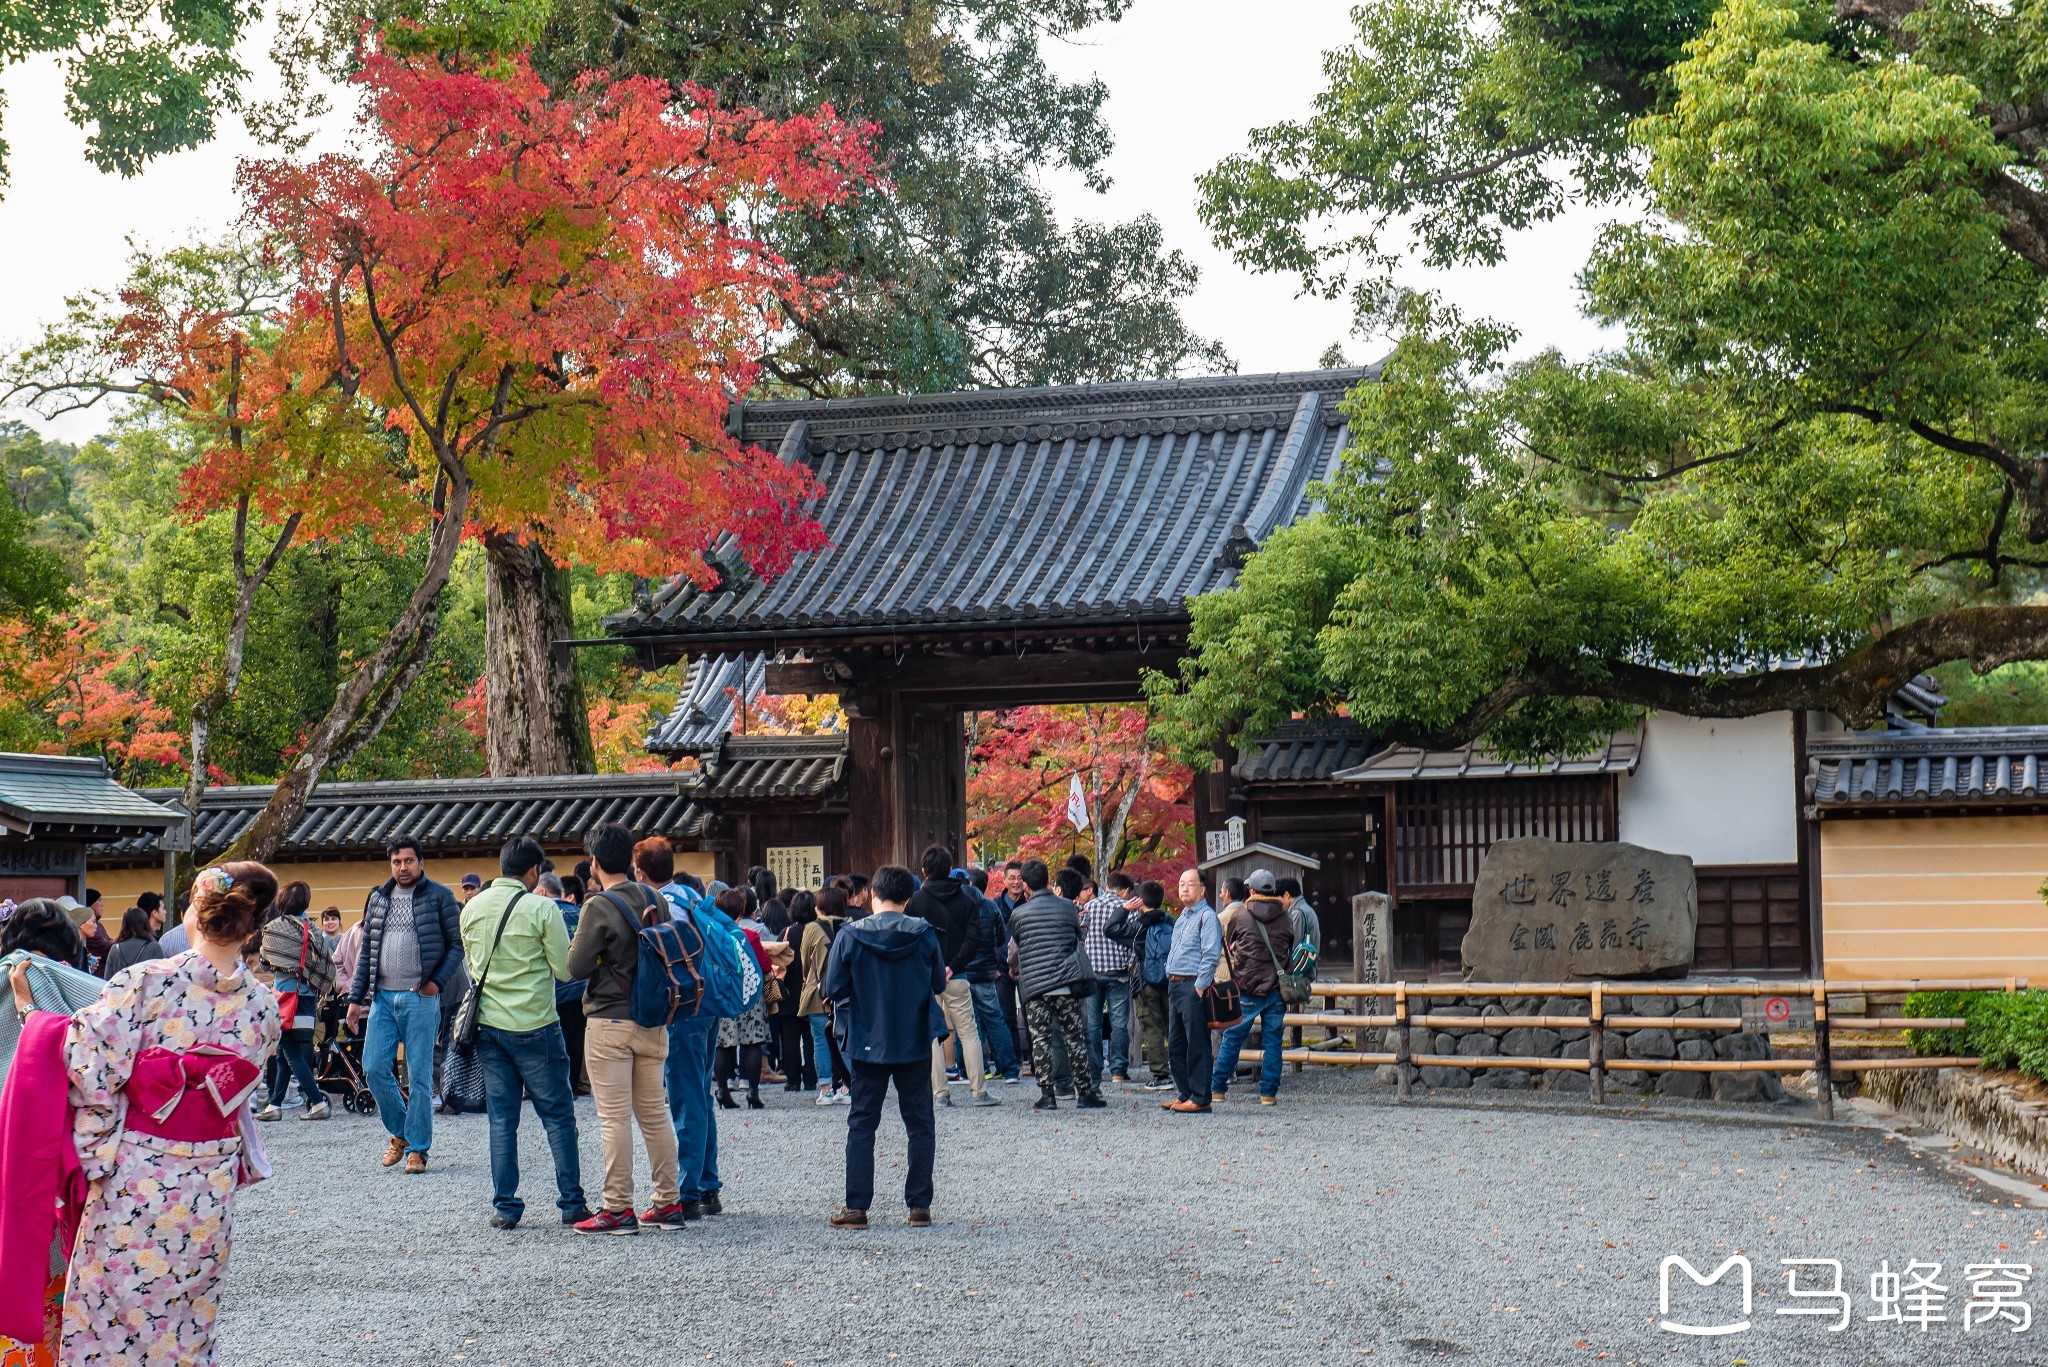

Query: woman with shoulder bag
[254,882,334,1121]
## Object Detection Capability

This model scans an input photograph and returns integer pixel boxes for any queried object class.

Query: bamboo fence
[1272,976,2024,1119]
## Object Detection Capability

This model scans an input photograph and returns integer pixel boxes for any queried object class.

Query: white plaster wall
[1616,712,1798,866]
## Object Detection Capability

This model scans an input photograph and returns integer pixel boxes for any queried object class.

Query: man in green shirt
[460,835,588,1230]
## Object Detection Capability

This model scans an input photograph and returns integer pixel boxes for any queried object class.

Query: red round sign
[1764,997,1791,1022]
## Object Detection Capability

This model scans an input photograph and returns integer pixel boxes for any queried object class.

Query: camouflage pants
[1026,994,1098,1100]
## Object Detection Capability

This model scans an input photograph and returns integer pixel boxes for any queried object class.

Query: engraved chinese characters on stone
[1463,839,1698,981]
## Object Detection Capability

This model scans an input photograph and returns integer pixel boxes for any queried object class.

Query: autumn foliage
[967,705,1192,886]
[0,616,183,778]
[214,46,872,579]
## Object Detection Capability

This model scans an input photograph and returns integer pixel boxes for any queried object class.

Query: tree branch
[1380,604,2048,748]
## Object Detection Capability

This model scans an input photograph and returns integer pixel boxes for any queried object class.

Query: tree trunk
[483,531,595,776]
[176,495,300,892]
[220,477,474,865]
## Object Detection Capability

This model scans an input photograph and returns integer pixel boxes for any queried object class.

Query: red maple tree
[0,616,184,780]
[967,704,1193,886]
[13,41,872,862]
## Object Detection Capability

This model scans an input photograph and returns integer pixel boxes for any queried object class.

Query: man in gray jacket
[1004,860,1106,1112]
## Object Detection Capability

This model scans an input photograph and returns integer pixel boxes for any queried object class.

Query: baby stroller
[315,993,376,1114]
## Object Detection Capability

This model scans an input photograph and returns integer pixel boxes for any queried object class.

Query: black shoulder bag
[453,894,526,1052]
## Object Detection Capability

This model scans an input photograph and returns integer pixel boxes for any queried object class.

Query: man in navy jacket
[822,864,949,1229]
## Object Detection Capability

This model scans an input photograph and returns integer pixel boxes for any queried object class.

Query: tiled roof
[645,653,767,757]
[0,753,185,839]
[1235,719,1378,783]
[1810,726,2048,808]
[92,773,709,860]
[603,369,1371,645]
[699,736,845,800]
[1886,673,1948,727]
[1335,733,1644,782]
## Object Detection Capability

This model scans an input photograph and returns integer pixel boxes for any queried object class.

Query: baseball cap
[461,872,483,890]
[1246,868,1278,895]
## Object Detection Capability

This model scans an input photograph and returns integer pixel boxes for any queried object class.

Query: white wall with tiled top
[1616,712,1799,865]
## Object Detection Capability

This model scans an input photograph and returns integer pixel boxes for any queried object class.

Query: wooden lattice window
[1393,778,1616,895]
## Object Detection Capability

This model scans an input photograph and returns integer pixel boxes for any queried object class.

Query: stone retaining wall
[1366,994,1787,1103]
[1862,1067,2048,1178]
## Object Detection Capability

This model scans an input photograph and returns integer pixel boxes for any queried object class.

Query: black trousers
[558,1002,589,1092]
[844,1059,935,1213]
[778,1012,815,1089]
[1166,979,1213,1104]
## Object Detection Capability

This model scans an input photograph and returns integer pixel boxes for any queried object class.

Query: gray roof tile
[1336,733,1643,782]
[0,753,183,838]
[604,369,1371,644]
[1235,719,1378,784]
[645,653,767,756]
[1810,726,2048,807]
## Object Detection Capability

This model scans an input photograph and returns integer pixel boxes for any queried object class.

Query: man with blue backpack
[639,837,756,1220]
[566,822,688,1235]
[958,867,1019,1084]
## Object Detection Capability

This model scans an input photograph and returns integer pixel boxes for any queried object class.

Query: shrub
[1904,989,2048,1082]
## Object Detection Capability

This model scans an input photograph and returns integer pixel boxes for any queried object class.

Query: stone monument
[1462,838,1697,981]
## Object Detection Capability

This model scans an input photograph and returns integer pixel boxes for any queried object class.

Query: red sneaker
[573,1208,640,1235]
[640,1202,691,1231]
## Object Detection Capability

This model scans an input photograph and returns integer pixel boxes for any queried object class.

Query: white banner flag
[1066,773,1090,831]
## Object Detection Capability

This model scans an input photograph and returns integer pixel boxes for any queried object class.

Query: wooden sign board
[765,844,826,894]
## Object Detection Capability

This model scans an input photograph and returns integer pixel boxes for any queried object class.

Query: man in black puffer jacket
[905,846,997,1108]
[1004,860,1105,1112]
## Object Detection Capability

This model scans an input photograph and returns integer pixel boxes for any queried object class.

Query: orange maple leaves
[205,45,873,584]
[0,617,183,776]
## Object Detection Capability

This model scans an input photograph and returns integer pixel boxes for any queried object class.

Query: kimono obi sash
[124,1046,261,1144]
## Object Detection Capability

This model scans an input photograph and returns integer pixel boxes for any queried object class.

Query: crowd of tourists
[0,826,1320,1364]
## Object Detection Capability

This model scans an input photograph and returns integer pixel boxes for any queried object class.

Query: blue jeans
[807,1014,837,1088]
[363,988,440,1155]
[1211,990,1287,1098]
[1083,976,1132,1077]
[476,1022,585,1221]
[967,979,1017,1078]
[666,1015,720,1201]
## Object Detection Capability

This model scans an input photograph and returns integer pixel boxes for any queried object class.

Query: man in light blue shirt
[1162,869,1222,1112]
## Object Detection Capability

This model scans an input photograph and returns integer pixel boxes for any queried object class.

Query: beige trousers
[930,975,987,1098]
[585,1017,679,1212]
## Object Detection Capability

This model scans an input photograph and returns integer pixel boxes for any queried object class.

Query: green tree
[0,0,259,189]
[0,423,76,619]
[1155,0,2048,758]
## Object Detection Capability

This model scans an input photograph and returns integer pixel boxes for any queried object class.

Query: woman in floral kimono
[61,863,281,1366]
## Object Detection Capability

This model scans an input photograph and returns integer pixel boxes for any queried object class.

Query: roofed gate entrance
[602,369,1368,876]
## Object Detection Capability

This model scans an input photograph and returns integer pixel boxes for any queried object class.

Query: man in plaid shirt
[1078,872,1141,1083]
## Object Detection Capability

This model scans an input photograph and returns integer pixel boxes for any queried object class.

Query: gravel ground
[218,1071,2046,1367]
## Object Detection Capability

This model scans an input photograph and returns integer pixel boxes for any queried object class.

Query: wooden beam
[836,647,1160,699]
[764,660,836,695]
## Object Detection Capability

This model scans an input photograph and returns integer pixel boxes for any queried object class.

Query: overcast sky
[0,2,1615,444]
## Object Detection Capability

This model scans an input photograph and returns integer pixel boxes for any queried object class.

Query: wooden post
[1589,982,1605,1106]
[1394,981,1412,1100]
[1813,980,1834,1121]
